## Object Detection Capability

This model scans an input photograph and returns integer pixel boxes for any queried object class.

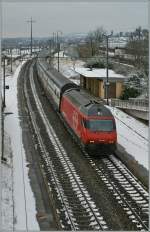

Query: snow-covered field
[2,61,39,231]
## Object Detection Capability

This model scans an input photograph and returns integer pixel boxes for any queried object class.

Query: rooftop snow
[74,67,126,80]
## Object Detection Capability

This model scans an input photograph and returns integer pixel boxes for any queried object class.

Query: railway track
[84,151,149,230]
[24,61,108,230]
[22,60,149,230]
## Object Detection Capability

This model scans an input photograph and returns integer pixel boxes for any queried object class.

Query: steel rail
[84,151,149,231]
[23,61,77,230]
[29,65,108,230]
[109,154,148,201]
[25,61,108,230]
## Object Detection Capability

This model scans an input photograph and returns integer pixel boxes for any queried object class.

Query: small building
[75,67,127,99]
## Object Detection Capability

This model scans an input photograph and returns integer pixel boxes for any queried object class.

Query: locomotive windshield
[86,119,114,132]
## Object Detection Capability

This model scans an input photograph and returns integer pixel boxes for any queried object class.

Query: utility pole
[56,31,62,72]
[19,45,22,61]
[10,48,12,72]
[27,17,36,56]
[2,56,7,161]
[57,33,60,72]
[106,35,109,105]
[49,39,52,64]
[1,59,7,162]
[53,32,56,51]
[104,32,113,105]
[3,57,6,108]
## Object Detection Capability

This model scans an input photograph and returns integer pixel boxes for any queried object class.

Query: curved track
[22,59,149,230]
[24,61,108,230]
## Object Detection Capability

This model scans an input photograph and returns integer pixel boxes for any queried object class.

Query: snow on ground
[54,51,68,58]
[3,48,40,58]
[1,133,14,231]
[53,51,84,84]
[107,106,148,170]
[3,61,40,231]
[53,53,148,171]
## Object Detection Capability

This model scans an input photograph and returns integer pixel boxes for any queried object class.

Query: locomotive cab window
[87,120,114,132]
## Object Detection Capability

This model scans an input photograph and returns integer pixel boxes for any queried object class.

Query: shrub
[120,87,139,100]
[85,57,113,69]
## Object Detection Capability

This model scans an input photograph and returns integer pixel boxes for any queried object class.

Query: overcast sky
[1,1,148,38]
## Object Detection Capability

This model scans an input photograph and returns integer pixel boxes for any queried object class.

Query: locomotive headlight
[90,141,95,143]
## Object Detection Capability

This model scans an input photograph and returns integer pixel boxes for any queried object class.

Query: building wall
[116,82,124,98]
[109,82,116,98]
[80,75,124,99]
[80,75,84,88]
[86,77,89,90]
[99,81,104,98]
[94,79,99,97]
[91,79,94,94]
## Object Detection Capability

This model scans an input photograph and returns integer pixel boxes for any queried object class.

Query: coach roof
[38,58,78,92]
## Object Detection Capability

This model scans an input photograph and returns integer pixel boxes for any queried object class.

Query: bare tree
[125,27,148,96]
[126,27,148,68]
[86,31,95,56]
[86,27,106,57]
[94,27,106,43]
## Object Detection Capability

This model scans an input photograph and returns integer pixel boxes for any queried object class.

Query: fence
[111,98,149,112]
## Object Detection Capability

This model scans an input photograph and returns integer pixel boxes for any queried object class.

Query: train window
[87,120,114,132]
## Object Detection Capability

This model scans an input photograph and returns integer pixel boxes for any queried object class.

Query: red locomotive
[36,52,117,152]
[61,89,117,150]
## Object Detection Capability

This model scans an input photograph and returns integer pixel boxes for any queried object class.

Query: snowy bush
[113,64,130,76]
[120,69,148,100]
[85,56,113,69]
[127,70,148,95]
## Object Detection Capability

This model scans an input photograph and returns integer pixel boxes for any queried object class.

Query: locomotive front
[80,103,117,151]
